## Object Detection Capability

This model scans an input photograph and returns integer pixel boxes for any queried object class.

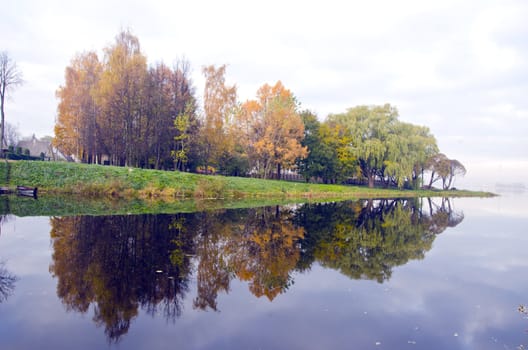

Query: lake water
[0,193,527,349]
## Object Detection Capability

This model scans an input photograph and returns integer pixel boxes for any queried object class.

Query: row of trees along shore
[54,30,465,189]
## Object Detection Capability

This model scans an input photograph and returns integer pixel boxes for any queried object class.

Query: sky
[1,0,527,189]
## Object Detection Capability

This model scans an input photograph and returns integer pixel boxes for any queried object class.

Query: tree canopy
[53,30,466,188]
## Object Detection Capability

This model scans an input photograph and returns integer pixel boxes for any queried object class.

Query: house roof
[17,134,52,157]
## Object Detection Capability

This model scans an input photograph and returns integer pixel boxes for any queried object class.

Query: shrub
[194,177,227,199]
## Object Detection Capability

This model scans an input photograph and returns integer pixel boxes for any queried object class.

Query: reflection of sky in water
[0,195,527,349]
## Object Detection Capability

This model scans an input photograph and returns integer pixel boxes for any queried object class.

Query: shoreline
[0,161,495,202]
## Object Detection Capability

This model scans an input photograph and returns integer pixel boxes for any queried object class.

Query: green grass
[0,160,494,202]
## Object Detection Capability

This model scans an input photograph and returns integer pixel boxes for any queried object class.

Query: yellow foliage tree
[200,65,237,173]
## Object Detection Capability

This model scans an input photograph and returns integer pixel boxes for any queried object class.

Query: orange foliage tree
[238,81,307,178]
[54,51,102,163]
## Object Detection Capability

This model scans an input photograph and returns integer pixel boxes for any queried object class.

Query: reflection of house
[17,134,66,161]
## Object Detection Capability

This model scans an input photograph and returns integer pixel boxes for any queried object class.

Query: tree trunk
[368,173,375,188]
[0,93,5,151]
[428,170,435,188]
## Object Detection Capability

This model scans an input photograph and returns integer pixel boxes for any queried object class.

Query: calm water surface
[0,194,527,349]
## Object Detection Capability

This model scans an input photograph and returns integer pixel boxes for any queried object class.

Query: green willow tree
[328,104,396,187]
[327,104,438,188]
[384,122,438,188]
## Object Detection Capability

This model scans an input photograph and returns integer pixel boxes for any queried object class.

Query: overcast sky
[2,0,527,188]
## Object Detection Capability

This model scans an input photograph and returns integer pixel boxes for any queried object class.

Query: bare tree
[0,261,17,303]
[4,122,20,147]
[0,52,23,151]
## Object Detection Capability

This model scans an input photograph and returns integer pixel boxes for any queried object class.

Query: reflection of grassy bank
[0,161,493,203]
[0,194,328,217]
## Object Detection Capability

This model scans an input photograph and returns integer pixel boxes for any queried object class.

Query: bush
[194,177,227,199]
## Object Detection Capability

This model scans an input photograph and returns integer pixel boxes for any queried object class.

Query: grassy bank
[0,160,493,200]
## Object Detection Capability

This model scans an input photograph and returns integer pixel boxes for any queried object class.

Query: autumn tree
[55,51,102,162]
[0,51,23,151]
[144,62,174,168]
[96,30,148,166]
[169,60,199,171]
[54,31,198,169]
[239,81,307,178]
[200,65,237,173]
[146,59,197,170]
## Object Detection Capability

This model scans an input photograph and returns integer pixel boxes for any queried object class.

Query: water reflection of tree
[191,206,304,309]
[49,198,462,341]
[1,212,18,303]
[226,206,304,301]
[192,210,233,311]
[49,215,195,342]
[425,197,464,234]
[0,261,17,303]
[295,198,463,282]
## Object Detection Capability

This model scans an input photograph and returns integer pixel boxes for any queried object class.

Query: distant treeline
[54,30,465,189]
